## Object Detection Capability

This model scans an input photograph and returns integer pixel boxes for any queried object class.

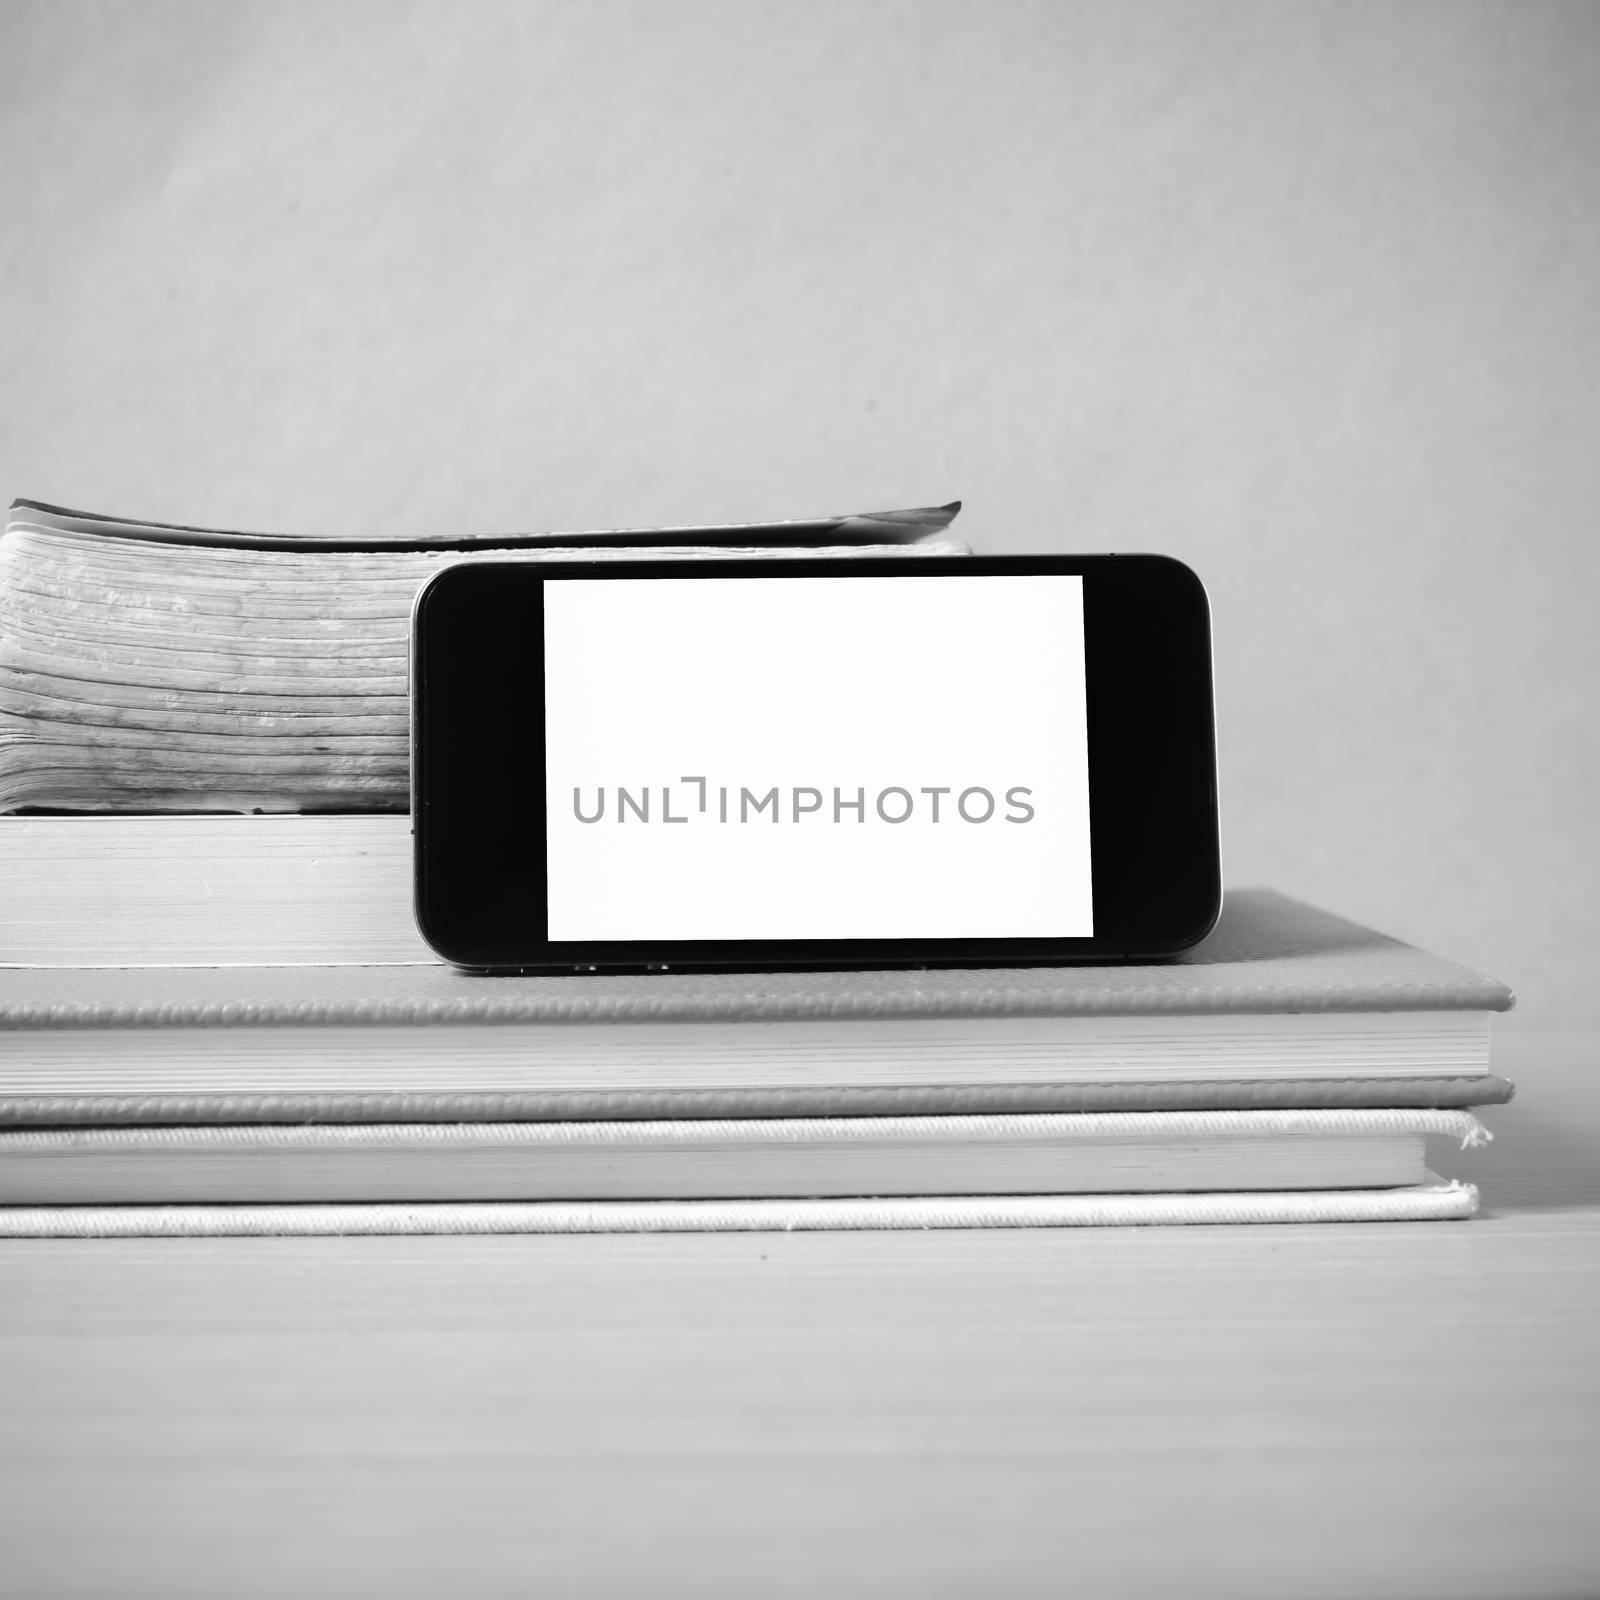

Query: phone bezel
[411,553,1220,971]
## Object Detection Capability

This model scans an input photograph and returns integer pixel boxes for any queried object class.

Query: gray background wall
[2,0,1595,1021]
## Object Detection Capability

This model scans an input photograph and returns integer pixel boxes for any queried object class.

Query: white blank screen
[542,574,1092,941]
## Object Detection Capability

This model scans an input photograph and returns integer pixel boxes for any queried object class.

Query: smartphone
[411,554,1220,972]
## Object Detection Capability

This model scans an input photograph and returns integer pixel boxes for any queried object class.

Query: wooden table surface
[3,1025,1596,1600]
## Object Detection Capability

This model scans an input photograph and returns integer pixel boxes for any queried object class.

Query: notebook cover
[11,498,962,551]
[0,1075,1516,1128]
[0,889,1514,1030]
[0,1180,1480,1236]
[0,1106,1487,1155]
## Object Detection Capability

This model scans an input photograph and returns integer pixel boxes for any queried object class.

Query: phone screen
[541,574,1093,942]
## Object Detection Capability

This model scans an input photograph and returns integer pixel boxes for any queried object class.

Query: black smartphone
[411,554,1220,972]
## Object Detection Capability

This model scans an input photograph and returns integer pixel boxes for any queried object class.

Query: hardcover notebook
[0,1186,1482,1238]
[0,1103,1489,1236]
[0,1109,1487,1204]
[0,890,1515,1126]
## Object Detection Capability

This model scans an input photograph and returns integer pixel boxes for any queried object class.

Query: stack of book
[0,501,1514,1235]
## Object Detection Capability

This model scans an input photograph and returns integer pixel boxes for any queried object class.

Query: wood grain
[1,1025,1595,1599]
